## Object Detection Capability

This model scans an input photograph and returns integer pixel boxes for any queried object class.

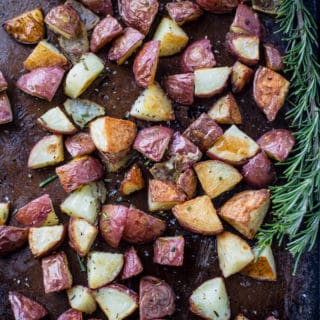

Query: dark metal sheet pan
[0,0,319,319]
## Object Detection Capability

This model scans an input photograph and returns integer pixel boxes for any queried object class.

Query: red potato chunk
[99,204,128,248]
[0,226,29,256]
[153,236,185,266]
[120,163,145,195]
[9,291,48,320]
[56,156,104,192]
[16,66,65,101]
[0,71,8,91]
[164,73,194,105]
[166,1,203,26]
[180,39,216,73]
[57,309,83,320]
[90,15,123,53]
[183,113,223,151]
[257,129,295,162]
[133,126,173,162]
[196,0,239,13]
[42,251,73,293]
[176,168,197,199]
[80,0,113,16]
[0,92,13,124]
[118,0,159,35]
[65,132,96,158]
[264,43,284,71]
[121,246,143,280]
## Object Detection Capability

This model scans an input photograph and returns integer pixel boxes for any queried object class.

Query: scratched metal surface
[0,0,319,319]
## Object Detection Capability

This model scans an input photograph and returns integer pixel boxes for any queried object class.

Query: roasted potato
[263,43,284,71]
[166,1,203,26]
[0,202,9,225]
[133,40,160,88]
[176,168,197,199]
[153,17,189,57]
[87,251,124,289]
[231,61,254,93]
[207,125,260,165]
[121,247,143,280]
[194,67,231,98]
[90,15,123,53]
[108,27,144,65]
[3,8,45,44]
[235,314,250,320]
[42,251,73,293]
[172,195,223,235]
[257,129,295,162]
[130,82,174,121]
[65,132,96,158]
[196,0,239,13]
[253,66,290,121]
[15,194,58,227]
[0,92,13,125]
[194,160,242,199]
[120,163,145,195]
[57,309,82,320]
[252,0,281,15]
[80,0,113,16]
[0,226,28,256]
[189,277,230,320]
[99,149,133,173]
[0,71,8,92]
[150,159,180,183]
[67,285,97,314]
[217,231,254,278]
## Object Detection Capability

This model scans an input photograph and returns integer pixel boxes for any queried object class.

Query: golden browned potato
[253,66,290,121]
[166,1,203,26]
[231,61,254,93]
[196,0,239,13]
[3,8,45,44]
[0,203,9,225]
[120,163,145,195]
[263,43,284,71]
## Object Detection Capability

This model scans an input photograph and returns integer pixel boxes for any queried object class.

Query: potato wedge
[121,247,143,280]
[176,168,197,199]
[153,17,189,57]
[194,67,231,98]
[57,309,82,320]
[61,181,106,224]
[68,217,98,256]
[0,202,9,225]
[207,125,260,165]
[130,82,174,121]
[217,231,254,278]
[166,1,203,26]
[3,8,45,44]
[120,163,145,195]
[196,0,239,13]
[87,251,124,289]
[231,61,254,93]
[65,132,96,157]
[29,225,66,258]
[0,71,8,92]
[189,277,230,320]
[0,92,12,125]
[264,43,284,71]
[80,0,113,16]
[0,226,29,256]
[194,160,242,199]
[67,285,97,314]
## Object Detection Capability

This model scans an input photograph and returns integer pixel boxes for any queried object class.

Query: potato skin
[166,1,203,25]
[65,132,96,158]
[121,246,143,279]
[0,71,8,91]
[0,226,29,256]
[196,0,239,13]
[176,168,197,199]
[231,61,254,93]
[264,43,284,71]
[0,92,13,124]
[80,0,113,16]
[57,309,82,320]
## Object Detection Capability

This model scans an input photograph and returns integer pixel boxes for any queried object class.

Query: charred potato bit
[65,132,96,158]
[0,92,13,125]
[166,1,203,26]
[176,168,197,199]
[0,71,8,91]
[231,61,254,93]
[80,0,113,16]
[196,0,239,13]
[67,285,97,314]
[264,43,284,71]
[0,226,29,256]
[121,247,144,280]
[120,163,145,195]
[0,202,9,225]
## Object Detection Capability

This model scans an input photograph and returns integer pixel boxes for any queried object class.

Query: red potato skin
[90,15,123,53]
[0,92,13,124]
[0,71,8,91]
[180,39,216,73]
[99,204,128,248]
[57,309,83,320]
[123,207,166,244]
[264,43,284,71]
[153,236,185,266]
[56,156,104,192]
[0,226,28,256]
[164,73,194,105]
[196,0,239,13]
[80,0,113,16]
[121,246,143,279]
[8,291,48,320]
[16,66,65,101]
[133,40,160,88]
[133,126,174,162]
[176,168,197,199]
[257,129,295,162]
[65,132,96,158]
[166,1,203,25]
[15,194,53,227]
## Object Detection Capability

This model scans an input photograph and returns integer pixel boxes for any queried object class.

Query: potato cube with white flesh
[130,82,174,121]
[172,195,223,235]
[67,285,97,314]
[61,181,106,224]
[207,125,260,165]
[65,53,104,99]
[68,217,98,256]
[218,189,270,239]
[153,17,189,57]
[29,225,66,258]
[93,284,138,320]
[0,203,9,225]
[194,160,242,199]
[217,231,254,278]
[38,107,77,135]
[241,245,277,281]
[194,67,231,98]
[28,134,64,169]
[231,61,254,93]
[87,251,124,289]
[189,277,230,320]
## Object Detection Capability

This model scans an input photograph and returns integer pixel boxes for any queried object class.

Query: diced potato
[189,277,230,320]
[0,93,12,125]
[0,203,9,225]
[0,71,8,92]
[263,43,284,71]
[57,309,82,320]
[120,163,145,195]
[64,53,104,99]
[194,67,231,98]
[153,17,189,57]
[100,149,133,173]
[235,314,250,320]
[67,285,97,314]
[208,93,242,124]
[231,61,254,93]
[121,247,143,280]
[166,1,203,26]
[176,168,197,199]
[130,82,174,121]
[61,181,106,224]
[252,0,281,14]
[87,251,124,289]
[80,0,113,16]
[207,125,260,165]
[172,195,223,235]
[196,0,239,13]
[217,231,254,278]
[65,132,96,158]
[29,225,66,258]
[194,160,242,199]
[0,226,29,256]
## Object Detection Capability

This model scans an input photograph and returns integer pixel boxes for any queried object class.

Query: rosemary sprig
[39,174,58,188]
[76,254,87,272]
[256,0,320,273]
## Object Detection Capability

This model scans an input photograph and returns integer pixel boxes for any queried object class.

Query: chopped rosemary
[76,254,86,272]
[116,196,123,203]
[39,174,58,188]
